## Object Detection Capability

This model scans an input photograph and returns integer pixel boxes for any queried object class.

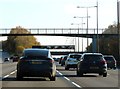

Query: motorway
[1,61,119,89]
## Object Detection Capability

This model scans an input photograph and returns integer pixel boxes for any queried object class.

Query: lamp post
[74,16,87,52]
[117,0,120,62]
[71,23,80,52]
[77,1,98,52]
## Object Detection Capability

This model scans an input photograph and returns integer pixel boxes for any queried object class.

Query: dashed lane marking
[2,70,17,79]
[56,70,82,88]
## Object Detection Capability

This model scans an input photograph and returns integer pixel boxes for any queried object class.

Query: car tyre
[77,70,83,77]
[65,66,69,70]
[103,72,107,77]
[113,67,116,70]
[99,73,103,76]
[16,73,23,80]
[61,63,63,66]
[50,76,56,81]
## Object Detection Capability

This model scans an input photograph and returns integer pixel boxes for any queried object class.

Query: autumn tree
[3,26,40,55]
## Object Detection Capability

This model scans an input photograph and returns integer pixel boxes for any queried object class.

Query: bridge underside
[1,34,118,38]
[51,51,84,55]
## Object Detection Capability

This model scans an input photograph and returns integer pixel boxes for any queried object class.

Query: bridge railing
[0,28,109,34]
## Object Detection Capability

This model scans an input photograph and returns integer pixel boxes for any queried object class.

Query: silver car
[65,53,82,70]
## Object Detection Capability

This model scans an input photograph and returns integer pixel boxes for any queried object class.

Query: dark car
[104,55,116,69]
[76,53,107,77]
[61,55,68,66]
[59,56,64,64]
[17,48,56,81]
[12,55,19,62]
[4,58,10,62]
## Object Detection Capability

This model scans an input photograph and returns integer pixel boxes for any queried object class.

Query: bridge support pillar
[92,36,97,53]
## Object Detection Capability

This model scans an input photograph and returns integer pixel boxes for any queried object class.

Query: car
[16,48,56,81]
[4,58,10,62]
[59,56,64,64]
[53,57,59,62]
[65,53,82,70]
[61,55,68,66]
[104,55,117,69]
[13,55,19,62]
[76,53,107,77]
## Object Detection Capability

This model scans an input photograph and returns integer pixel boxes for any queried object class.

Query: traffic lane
[57,64,118,87]
[2,62,17,77]
[2,70,81,88]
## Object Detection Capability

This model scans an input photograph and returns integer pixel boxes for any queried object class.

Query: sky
[0,0,118,51]
[0,0,118,28]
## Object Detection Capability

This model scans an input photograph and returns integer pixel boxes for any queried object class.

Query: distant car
[61,55,68,66]
[53,57,59,62]
[104,55,116,69]
[59,56,64,64]
[76,53,107,77]
[4,58,10,62]
[13,55,19,62]
[65,53,82,70]
[17,48,56,81]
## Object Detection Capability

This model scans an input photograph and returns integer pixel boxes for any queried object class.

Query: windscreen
[104,57,114,61]
[84,55,103,61]
[23,50,48,59]
[70,55,81,59]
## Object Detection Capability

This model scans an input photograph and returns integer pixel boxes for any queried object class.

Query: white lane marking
[3,70,17,79]
[72,82,81,88]
[64,76,70,81]
[3,75,9,79]
[56,70,82,88]
[10,70,17,75]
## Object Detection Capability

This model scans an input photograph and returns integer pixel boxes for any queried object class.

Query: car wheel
[99,73,103,76]
[61,63,63,66]
[77,70,83,77]
[103,72,107,77]
[65,66,69,70]
[113,67,116,70]
[50,76,56,81]
[16,73,23,80]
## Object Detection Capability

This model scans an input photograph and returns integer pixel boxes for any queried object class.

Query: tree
[87,23,119,64]
[3,26,40,55]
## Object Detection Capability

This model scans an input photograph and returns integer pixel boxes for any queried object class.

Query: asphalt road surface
[1,61,119,89]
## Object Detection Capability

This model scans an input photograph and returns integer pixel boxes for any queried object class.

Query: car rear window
[104,57,115,61]
[70,55,81,59]
[23,49,48,58]
[84,55,103,61]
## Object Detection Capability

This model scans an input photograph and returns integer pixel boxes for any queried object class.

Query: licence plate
[90,67,99,69]
[31,61,42,64]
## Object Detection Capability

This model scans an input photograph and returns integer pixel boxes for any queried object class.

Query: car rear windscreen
[24,50,48,58]
[104,57,115,61]
[70,55,81,59]
[84,55,103,61]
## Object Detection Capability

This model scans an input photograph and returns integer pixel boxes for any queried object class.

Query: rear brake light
[61,58,64,60]
[101,60,106,64]
[49,60,54,63]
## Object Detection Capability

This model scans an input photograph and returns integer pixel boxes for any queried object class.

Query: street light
[74,16,90,52]
[71,23,85,52]
[117,0,120,62]
[73,16,87,52]
[77,0,99,52]
[71,23,80,52]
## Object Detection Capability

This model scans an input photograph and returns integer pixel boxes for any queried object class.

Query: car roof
[103,55,114,57]
[23,48,50,57]
[24,48,49,51]
[82,53,103,56]
[69,53,82,55]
